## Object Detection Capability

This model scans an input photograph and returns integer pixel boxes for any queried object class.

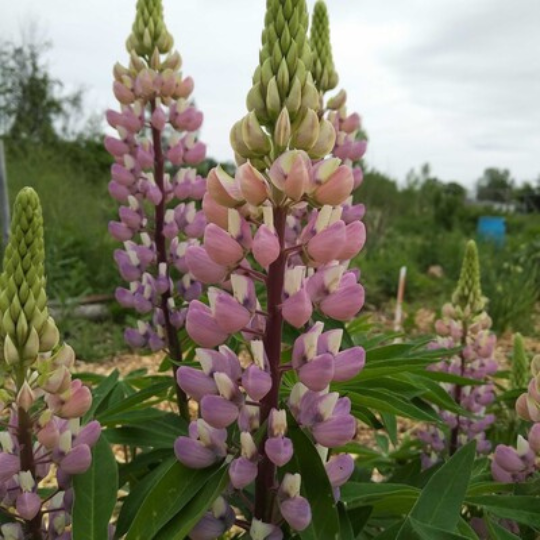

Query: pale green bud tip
[248,0,315,127]
[452,240,485,314]
[310,0,339,93]
[0,187,50,362]
[511,333,530,389]
[126,0,174,57]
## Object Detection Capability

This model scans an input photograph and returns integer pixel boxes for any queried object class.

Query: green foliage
[72,436,118,540]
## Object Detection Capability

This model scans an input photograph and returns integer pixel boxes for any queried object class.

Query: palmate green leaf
[125,461,223,540]
[286,424,340,540]
[466,495,540,529]
[72,436,118,540]
[395,441,476,538]
[153,464,230,540]
[116,456,176,538]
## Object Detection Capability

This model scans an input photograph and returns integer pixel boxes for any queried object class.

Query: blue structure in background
[477,216,506,245]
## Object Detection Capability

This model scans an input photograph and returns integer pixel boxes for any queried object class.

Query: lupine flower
[107,0,210,418]
[491,436,535,483]
[0,189,102,537]
[491,346,540,485]
[175,0,366,534]
[419,241,498,466]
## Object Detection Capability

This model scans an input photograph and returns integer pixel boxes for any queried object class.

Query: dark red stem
[254,206,287,522]
[150,100,190,421]
[18,407,43,539]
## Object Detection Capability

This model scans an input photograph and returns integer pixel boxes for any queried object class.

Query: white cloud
[1,0,538,187]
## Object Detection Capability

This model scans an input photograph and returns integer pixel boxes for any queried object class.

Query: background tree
[476,167,515,203]
[0,30,83,143]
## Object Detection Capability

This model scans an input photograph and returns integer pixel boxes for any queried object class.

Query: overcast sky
[1,0,539,188]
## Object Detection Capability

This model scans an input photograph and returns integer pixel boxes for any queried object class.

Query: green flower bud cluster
[511,333,531,390]
[0,188,58,369]
[126,0,174,58]
[310,1,338,94]
[452,240,486,316]
[232,0,336,167]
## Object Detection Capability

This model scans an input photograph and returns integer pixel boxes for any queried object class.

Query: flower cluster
[173,0,367,536]
[107,0,207,366]
[310,1,366,220]
[491,351,540,483]
[0,188,101,539]
[418,241,497,467]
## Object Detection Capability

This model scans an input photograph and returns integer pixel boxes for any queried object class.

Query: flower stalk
[419,241,497,465]
[0,188,101,539]
[174,0,367,535]
[107,0,209,419]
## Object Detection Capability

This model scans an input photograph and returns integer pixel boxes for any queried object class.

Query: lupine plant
[310,1,366,214]
[491,348,540,484]
[0,189,102,540]
[418,241,498,466]
[172,0,367,536]
[106,0,208,419]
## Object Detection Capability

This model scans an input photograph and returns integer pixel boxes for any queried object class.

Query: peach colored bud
[204,224,244,266]
[175,76,194,99]
[17,382,35,412]
[207,167,243,208]
[313,165,354,206]
[327,89,347,110]
[291,109,320,151]
[113,81,135,105]
[202,193,229,230]
[237,163,270,206]
[309,119,337,160]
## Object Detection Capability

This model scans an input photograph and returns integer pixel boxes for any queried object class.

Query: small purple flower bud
[0,453,20,482]
[280,496,312,531]
[186,300,229,347]
[229,457,258,489]
[186,246,228,284]
[204,223,244,267]
[298,354,335,392]
[200,395,239,429]
[124,327,147,348]
[253,225,280,268]
[265,436,293,467]
[174,437,220,469]
[16,492,41,520]
[108,180,130,202]
[333,347,366,382]
[282,288,313,329]
[177,367,218,401]
[312,415,357,448]
[210,289,252,334]
[242,365,272,402]
[74,421,102,448]
[307,221,346,264]
[320,283,365,321]
[60,444,92,475]
[325,454,355,487]
[528,423,540,453]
